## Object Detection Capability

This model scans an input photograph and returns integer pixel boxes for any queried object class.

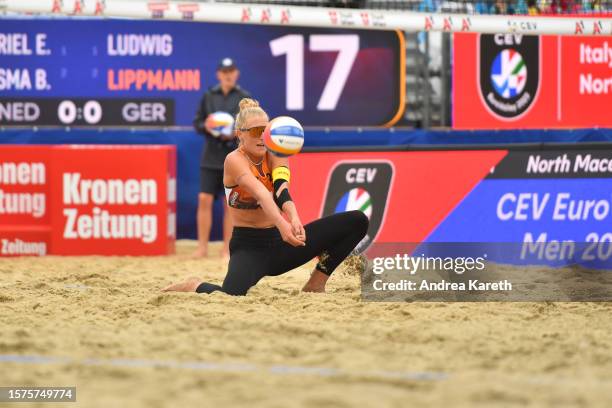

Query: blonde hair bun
[235,98,267,130]
[239,98,260,111]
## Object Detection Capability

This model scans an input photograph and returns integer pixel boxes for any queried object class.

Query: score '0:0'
[57,100,103,124]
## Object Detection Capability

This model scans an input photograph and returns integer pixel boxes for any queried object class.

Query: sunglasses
[238,126,266,137]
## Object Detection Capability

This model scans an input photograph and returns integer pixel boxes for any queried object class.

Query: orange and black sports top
[224,149,273,210]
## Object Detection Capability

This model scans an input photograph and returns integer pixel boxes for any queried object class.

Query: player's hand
[290,218,306,243]
[278,219,305,247]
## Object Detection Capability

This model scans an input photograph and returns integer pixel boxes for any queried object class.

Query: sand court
[1,241,611,407]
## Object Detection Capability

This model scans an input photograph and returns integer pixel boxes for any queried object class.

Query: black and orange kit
[223,149,274,210]
[196,151,369,296]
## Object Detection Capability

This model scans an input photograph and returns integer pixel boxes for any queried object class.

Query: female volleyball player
[163,98,369,296]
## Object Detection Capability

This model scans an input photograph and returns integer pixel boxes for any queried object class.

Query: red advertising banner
[0,145,175,256]
[453,33,612,129]
[0,146,52,256]
[289,150,506,248]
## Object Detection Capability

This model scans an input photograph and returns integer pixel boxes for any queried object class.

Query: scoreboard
[0,18,404,128]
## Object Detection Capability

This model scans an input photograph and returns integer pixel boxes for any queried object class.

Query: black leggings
[196,210,369,296]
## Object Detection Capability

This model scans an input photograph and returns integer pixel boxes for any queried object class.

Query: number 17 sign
[265,29,405,126]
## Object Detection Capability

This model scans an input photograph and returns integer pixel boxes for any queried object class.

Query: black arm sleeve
[193,93,212,137]
[273,179,293,209]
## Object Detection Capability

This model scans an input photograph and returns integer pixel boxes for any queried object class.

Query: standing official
[193,58,251,258]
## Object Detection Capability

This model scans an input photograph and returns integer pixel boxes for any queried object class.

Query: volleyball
[207,111,235,138]
[263,116,304,157]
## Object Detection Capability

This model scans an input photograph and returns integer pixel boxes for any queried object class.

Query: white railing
[1,0,610,35]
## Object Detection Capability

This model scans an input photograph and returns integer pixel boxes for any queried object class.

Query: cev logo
[345,168,377,183]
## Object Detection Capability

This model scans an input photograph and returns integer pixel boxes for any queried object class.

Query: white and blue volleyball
[263,116,304,157]
[208,111,235,138]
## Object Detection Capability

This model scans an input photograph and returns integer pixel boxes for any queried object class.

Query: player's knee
[349,210,369,235]
[198,193,214,209]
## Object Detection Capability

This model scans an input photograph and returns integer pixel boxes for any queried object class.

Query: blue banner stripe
[271,125,304,138]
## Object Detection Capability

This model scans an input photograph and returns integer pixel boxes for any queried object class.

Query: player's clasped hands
[278,219,306,247]
[291,217,306,243]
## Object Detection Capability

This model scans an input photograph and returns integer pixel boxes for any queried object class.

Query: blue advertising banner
[0,18,404,127]
[425,150,612,269]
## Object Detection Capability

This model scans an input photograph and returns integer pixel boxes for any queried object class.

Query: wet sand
[1,241,611,407]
